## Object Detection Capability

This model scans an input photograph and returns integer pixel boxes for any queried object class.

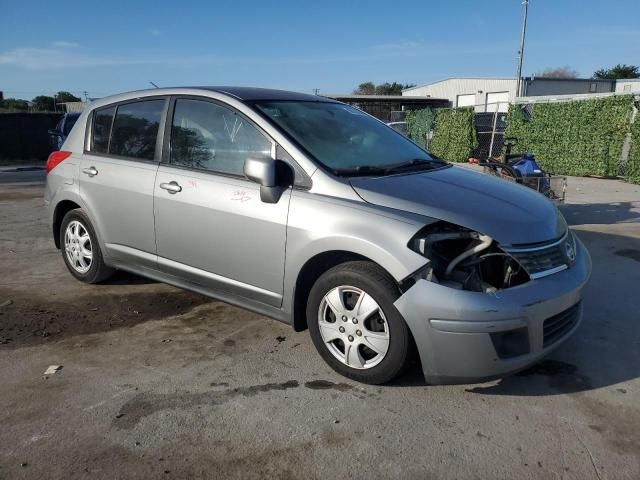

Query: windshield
[252,101,447,176]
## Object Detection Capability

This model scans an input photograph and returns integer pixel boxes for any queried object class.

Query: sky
[1,0,639,100]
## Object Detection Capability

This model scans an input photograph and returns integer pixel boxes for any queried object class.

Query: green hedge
[405,108,435,149]
[406,107,477,162]
[429,108,477,162]
[504,96,634,177]
[627,113,640,184]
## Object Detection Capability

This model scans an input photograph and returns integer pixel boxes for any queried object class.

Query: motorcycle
[476,137,566,202]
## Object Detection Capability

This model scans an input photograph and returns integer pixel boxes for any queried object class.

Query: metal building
[322,94,448,121]
[402,76,628,112]
[615,79,640,94]
[522,77,615,96]
[402,78,516,112]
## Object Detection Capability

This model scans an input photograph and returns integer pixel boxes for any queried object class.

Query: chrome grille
[503,231,575,279]
[543,302,581,347]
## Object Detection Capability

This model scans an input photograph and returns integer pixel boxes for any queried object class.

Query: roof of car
[190,86,331,102]
[87,87,337,111]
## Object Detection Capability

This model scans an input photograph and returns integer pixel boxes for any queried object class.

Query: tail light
[46,151,72,174]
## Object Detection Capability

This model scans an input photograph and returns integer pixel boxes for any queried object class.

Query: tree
[375,82,405,95]
[593,64,639,79]
[32,95,56,111]
[534,66,579,78]
[353,82,375,95]
[0,98,29,111]
[353,81,416,95]
[56,91,81,103]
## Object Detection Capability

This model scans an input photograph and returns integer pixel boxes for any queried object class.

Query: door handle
[82,166,98,177]
[159,181,182,194]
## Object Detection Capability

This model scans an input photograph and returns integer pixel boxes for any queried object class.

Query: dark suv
[48,113,80,151]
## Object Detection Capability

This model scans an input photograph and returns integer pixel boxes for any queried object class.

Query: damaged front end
[406,222,530,293]
[394,220,590,384]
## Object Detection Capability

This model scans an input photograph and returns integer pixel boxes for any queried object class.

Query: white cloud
[0,39,514,72]
[0,44,178,69]
[0,47,125,69]
[52,41,80,48]
[374,40,423,51]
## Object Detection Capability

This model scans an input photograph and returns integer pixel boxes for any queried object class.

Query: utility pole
[83,91,89,102]
[515,0,529,98]
[313,88,320,96]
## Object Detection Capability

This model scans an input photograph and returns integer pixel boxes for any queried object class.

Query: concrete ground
[0,171,639,479]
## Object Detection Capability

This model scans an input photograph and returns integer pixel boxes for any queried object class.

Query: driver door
[153,97,290,307]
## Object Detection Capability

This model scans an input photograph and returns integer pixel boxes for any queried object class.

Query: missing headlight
[408,222,530,292]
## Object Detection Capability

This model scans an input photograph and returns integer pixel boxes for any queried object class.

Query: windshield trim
[246,99,447,179]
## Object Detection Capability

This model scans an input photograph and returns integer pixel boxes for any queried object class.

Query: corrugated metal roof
[403,77,517,92]
[322,94,449,106]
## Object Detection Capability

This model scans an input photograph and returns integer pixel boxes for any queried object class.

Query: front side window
[170,99,272,176]
[253,101,445,176]
[92,106,115,153]
[109,100,164,160]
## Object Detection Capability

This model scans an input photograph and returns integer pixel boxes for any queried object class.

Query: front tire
[60,209,114,284]
[307,261,411,385]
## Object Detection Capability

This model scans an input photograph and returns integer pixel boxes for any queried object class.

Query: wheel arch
[52,200,82,249]
[291,250,400,332]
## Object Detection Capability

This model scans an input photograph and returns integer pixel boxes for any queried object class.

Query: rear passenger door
[153,97,290,306]
[80,98,167,269]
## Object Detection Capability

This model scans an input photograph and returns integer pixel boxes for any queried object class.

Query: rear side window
[109,100,164,160]
[92,106,115,153]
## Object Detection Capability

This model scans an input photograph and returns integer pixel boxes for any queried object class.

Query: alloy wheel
[317,285,390,369]
[64,220,93,274]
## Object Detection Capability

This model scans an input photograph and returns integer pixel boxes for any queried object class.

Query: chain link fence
[472,105,508,161]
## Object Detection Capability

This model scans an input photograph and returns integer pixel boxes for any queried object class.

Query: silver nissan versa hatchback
[45,87,591,384]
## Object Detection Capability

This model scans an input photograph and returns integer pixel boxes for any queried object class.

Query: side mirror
[48,129,63,137]
[244,157,293,204]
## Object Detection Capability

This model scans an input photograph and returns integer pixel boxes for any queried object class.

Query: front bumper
[394,237,592,384]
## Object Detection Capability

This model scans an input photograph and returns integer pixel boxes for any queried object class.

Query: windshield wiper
[332,165,391,177]
[333,158,447,177]
[384,158,446,173]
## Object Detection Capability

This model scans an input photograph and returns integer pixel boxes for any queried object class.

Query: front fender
[282,190,431,319]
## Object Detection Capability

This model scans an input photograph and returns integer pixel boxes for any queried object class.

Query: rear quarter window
[91,106,116,153]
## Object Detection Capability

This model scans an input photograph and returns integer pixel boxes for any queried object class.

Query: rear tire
[59,209,114,284]
[307,261,410,385]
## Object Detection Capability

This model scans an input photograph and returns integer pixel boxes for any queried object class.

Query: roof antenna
[149,81,160,89]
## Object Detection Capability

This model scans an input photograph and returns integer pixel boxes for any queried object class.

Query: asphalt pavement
[0,166,46,184]
[0,174,639,479]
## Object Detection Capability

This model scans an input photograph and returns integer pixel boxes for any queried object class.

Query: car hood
[350,165,566,245]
